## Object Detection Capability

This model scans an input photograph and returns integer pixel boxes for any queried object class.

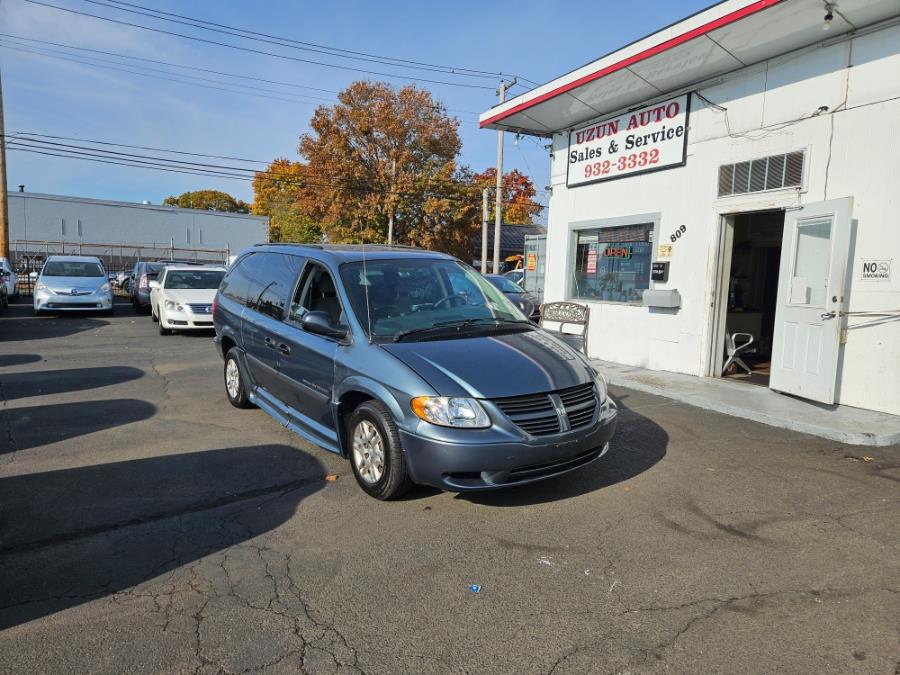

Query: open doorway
[716,209,785,387]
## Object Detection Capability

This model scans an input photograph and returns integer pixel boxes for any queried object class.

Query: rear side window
[254,253,303,320]
[220,252,302,320]
[220,253,257,306]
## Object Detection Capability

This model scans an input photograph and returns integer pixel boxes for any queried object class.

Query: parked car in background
[484,274,540,321]
[504,269,525,287]
[0,258,17,300]
[129,261,168,311]
[150,266,225,335]
[33,255,113,314]
[0,270,9,312]
[214,244,617,500]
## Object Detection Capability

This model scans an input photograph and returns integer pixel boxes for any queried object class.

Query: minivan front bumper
[400,400,617,491]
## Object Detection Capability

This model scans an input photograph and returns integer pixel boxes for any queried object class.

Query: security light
[823,3,836,30]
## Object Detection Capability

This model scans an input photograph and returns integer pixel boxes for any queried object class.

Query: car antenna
[361,230,373,343]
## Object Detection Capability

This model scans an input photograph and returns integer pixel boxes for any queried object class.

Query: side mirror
[301,310,348,340]
[148,280,161,290]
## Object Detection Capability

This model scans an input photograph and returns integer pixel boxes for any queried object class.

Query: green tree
[163,190,250,213]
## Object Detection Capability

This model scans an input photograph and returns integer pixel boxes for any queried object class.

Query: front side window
[339,258,525,340]
[289,263,344,327]
[42,261,105,277]
[571,223,653,303]
[164,270,225,289]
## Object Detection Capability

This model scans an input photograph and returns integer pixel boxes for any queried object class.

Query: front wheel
[348,401,411,500]
[224,348,253,409]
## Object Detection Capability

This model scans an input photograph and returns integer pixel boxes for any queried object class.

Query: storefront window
[571,223,654,303]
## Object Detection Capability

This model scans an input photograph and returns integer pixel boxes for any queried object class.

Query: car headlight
[411,396,490,428]
[165,300,184,311]
[594,372,608,403]
[100,283,111,292]
[34,281,47,293]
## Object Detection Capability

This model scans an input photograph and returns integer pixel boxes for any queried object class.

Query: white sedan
[149,266,225,335]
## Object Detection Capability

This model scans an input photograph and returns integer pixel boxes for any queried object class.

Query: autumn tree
[472,168,542,224]
[295,80,477,256]
[163,189,250,213]
[252,158,322,243]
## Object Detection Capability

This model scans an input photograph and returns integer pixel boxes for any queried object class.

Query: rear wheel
[224,348,253,409]
[348,400,411,500]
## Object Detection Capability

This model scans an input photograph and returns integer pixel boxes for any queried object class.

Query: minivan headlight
[594,372,608,403]
[411,396,490,428]
[100,283,111,293]
[165,300,184,312]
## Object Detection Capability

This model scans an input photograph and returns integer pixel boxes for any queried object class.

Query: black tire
[224,348,253,409]
[347,400,411,500]
[151,306,158,322]
[158,316,171,335]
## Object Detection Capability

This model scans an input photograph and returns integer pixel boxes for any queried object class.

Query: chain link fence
[9,240,231,296]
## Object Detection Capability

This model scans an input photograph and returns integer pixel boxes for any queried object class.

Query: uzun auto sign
[567,94,690,187]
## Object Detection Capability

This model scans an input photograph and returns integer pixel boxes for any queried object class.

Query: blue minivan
[213,244,617,500]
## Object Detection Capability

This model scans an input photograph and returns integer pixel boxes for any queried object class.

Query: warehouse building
[480,0,900,416]
[7,191,268,262]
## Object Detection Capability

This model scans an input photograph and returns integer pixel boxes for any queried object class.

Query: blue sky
[0,0,710,209]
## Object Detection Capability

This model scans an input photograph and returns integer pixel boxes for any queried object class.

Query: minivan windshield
[164,270,225,289]
[42,261,104,277]
[340,258,528,340]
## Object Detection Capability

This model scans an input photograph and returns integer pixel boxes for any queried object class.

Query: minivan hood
[380,329,595,399]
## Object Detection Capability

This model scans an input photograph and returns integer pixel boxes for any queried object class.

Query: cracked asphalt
[0,298,898,674]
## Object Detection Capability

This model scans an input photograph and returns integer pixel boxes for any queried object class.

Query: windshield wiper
[392,317,529,342]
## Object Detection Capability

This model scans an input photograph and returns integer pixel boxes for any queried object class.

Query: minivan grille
[493,382,598,437]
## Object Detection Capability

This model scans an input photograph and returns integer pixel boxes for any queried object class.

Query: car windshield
[42,261,104,277]
[488,276,525,294]
[340,258,527,340]
[164,270,225,289]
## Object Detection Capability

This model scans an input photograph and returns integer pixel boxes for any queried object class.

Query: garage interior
[722,209,785,387]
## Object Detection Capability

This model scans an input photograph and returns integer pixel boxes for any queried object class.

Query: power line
[0,32,339,95]
[0,41,329,106]
[0,33,481,119]
[22,0,497,90]
[82,0,502,80]
[6,141,547,210]
[6,134,543,204]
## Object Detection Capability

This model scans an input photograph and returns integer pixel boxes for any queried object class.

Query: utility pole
[387,158,396,246]
[481,187,490,272]
[0,61,9,260]
[493,77,515,273]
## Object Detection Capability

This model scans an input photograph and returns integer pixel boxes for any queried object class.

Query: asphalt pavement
[0,299,897,674]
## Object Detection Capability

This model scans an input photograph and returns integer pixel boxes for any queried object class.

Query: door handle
[264,337,277,349]
[820,311,837,320]
[277,343,291,355]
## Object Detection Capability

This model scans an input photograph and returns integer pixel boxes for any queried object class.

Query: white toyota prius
[149,265,225,335]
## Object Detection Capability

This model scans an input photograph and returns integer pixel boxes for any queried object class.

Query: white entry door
[770,198,853,403]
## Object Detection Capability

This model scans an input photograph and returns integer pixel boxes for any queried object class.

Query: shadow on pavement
[3,399,157,452]
[0,302,110,342]
[0,366,145,401]
[0,444,326,630]
[0,354,42,367]
[456,395,668,506]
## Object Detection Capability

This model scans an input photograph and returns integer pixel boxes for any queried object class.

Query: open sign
[604,246,633,259]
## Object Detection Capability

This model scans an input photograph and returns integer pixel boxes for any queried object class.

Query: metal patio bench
[539,301,590,355]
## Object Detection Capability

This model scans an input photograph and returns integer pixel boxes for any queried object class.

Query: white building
[7,191,268,258]
[481,0,900,417]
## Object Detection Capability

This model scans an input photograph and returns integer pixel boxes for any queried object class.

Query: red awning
[480,0,898,135]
